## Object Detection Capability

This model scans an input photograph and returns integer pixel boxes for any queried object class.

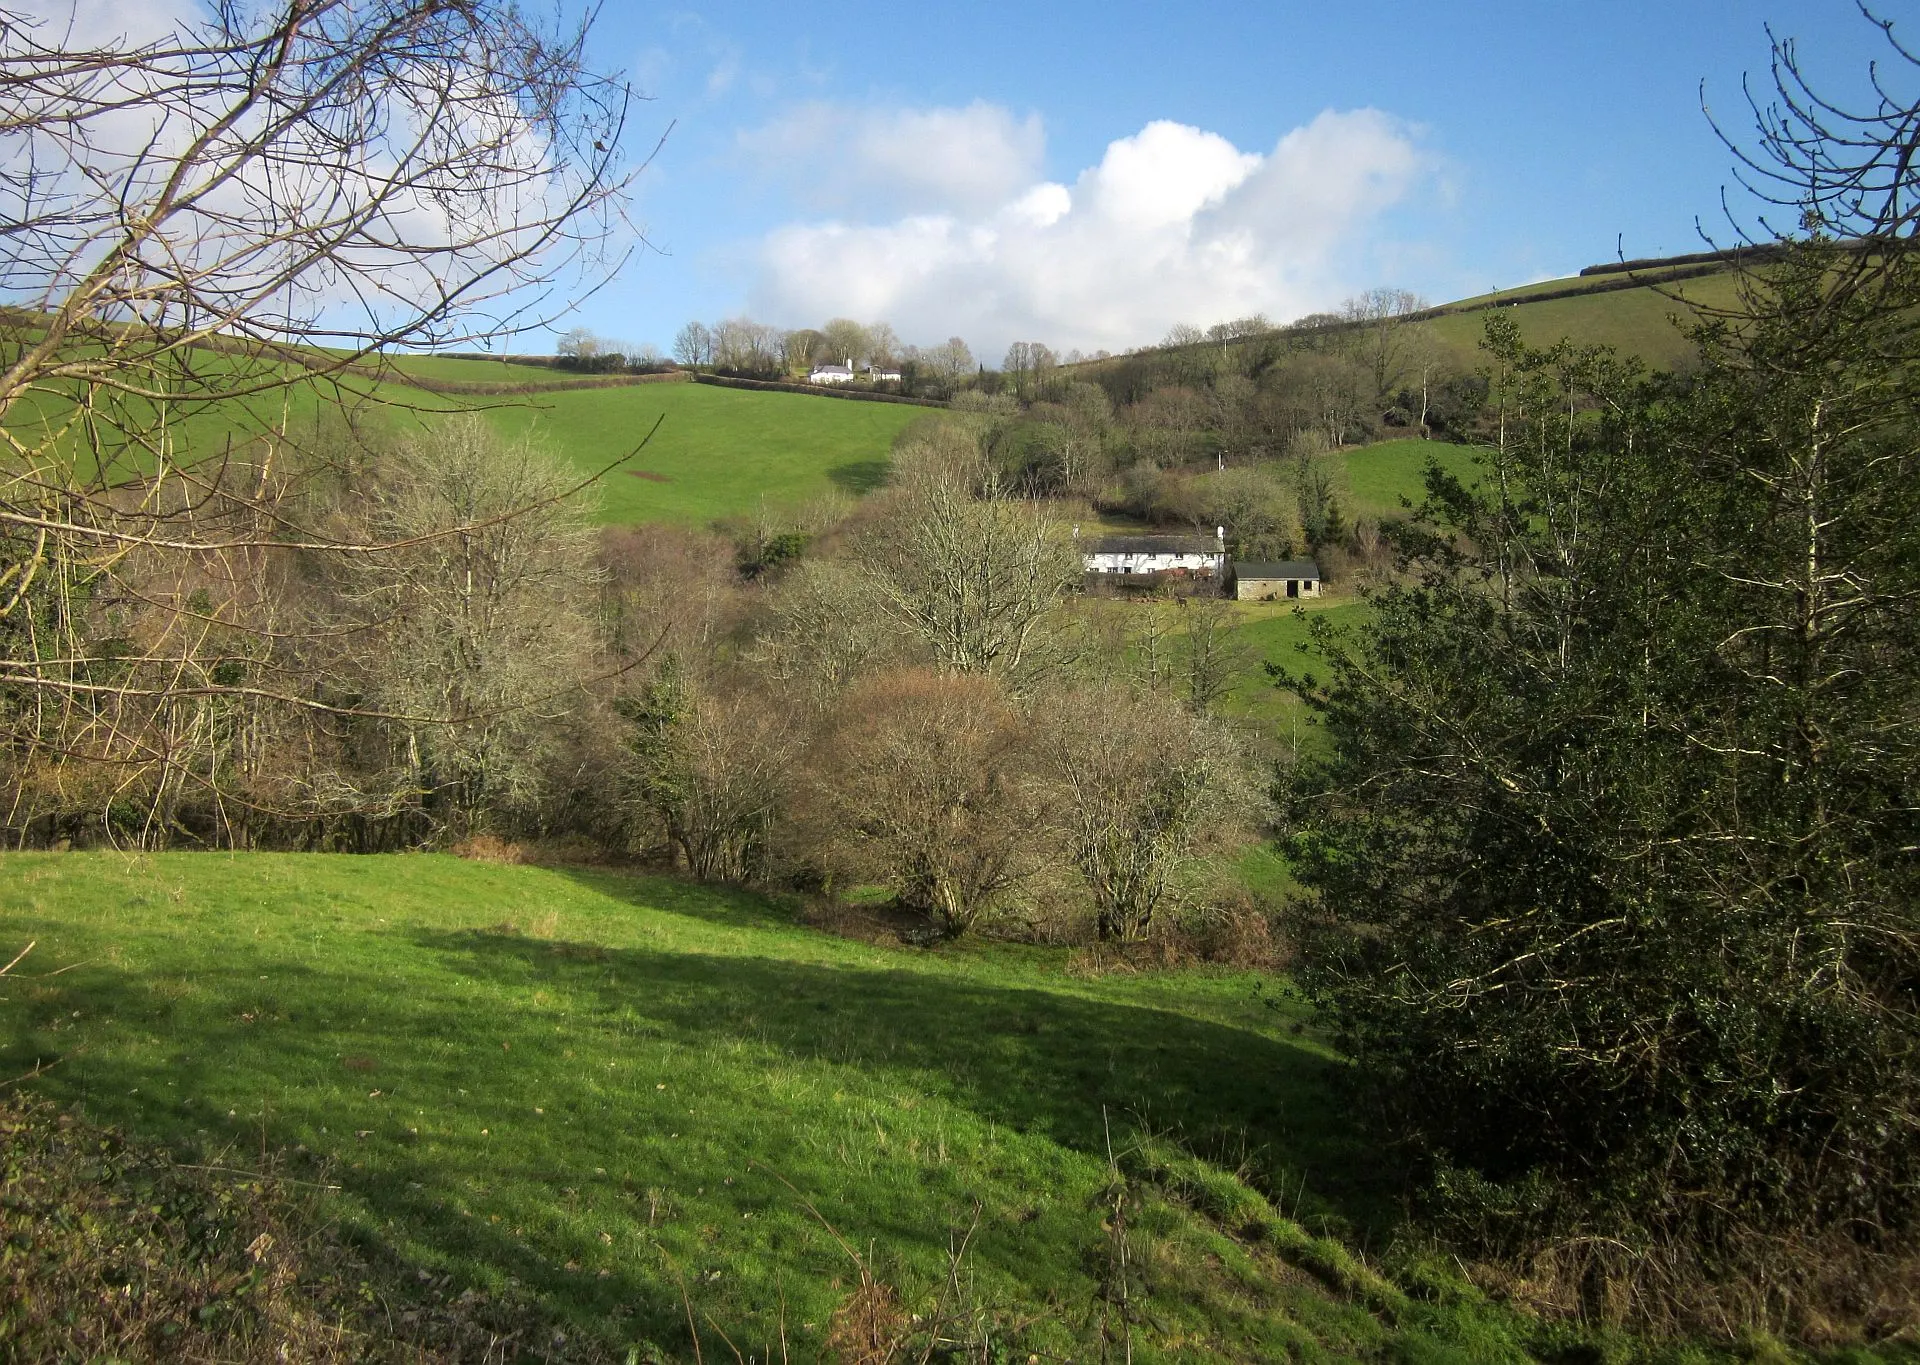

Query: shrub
[788,669,1045,935]
[1281,242,1920,1327]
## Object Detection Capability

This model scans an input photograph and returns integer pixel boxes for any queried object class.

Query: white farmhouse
[1080,528,1226,581]
[809,359,856,384]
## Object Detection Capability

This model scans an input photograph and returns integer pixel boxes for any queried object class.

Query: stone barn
[1232,559,1323,601]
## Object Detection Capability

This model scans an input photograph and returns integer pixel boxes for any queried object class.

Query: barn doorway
[1287,580,1300,598]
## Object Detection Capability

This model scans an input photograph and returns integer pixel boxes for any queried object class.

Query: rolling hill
[468,379,925,526]
[1,250,1767,541]
[0,850,1546,1364]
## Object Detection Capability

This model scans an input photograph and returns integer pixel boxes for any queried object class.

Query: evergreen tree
[1280,239,1920,1288]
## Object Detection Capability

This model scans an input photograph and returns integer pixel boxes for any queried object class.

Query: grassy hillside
[1,349,925,529]
[5,260,1744,538]
[379,353,576,385]
[1421,265,1745,372]
[0,851,1577,1363]
[1340,437,1481,521]
[1224,599,1369,735]
[471,380,925,526]
[1067,258,1752,390]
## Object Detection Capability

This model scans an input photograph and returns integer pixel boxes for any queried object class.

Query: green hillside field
[1338,437,1482,522]
[1,850,1577,1364]
[1224,598,1369,734]
[1,355,926,529]
[1421,265,1745,372]
[469,380,926,526]
[3,260,1746,535]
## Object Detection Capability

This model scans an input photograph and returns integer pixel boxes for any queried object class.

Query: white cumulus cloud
[747,108,1430,357]
[737,99,1047,217]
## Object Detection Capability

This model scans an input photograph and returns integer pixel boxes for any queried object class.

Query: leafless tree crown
[0,1,643,845]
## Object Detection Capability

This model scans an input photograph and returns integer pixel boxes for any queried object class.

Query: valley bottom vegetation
[2,3,1917,1361]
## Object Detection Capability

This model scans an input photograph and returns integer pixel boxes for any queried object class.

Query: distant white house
[1081,528,1226,580]
[809,360,856,384]
[866,364,902,382]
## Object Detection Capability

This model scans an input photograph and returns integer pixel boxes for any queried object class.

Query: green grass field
[468,382,925,526]
[1340,438,1482,522]
[0,851,1588,1363]
[1223,599,1369,736]
[376,353,578,385]
[1,343,925,530]
[1422,266,1745,372]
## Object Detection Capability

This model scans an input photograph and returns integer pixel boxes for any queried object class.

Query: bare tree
[864,320,902,367]
[1039,683,1255,941]
[754,558,906,708]
[709,316,785,375]
[1721,8,1920,246]
[1000,340,1055,399]
[1341,287,1428,400]
[865,427,1081,680]
[0,1,637,839]
[792,669,1044,935]
[556,327,603,361]
[819,317,872,367]
[783,327,825,373]
[922,336,975,384]
[325,416,605,836]
[622,666,796,883]
[1176,597,1256,713]
[672,320,713,369]
[1123,384,1212,468]
[1028,380,1112,491]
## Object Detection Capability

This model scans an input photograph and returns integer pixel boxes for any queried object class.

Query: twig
[0,1057,61,1091]
[0,941,33,977]
[699,1309,747,1364]
[173,1161,342,1192]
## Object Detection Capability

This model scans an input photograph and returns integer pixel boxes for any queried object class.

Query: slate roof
[1088,535,1220,556]
[1233,559,1323,580]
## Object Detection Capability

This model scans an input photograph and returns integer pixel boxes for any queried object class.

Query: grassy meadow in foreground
[4,865,1908,1361]
[4,852,1463,1362]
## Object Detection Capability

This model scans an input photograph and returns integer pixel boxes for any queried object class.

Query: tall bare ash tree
[0,0,640,843]
[864,424,1082,683]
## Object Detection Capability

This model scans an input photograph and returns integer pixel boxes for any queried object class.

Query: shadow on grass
[426,922,1363,1192]
[2,883,1385,1357]
[826,458,890,494]
[558,864,802,932]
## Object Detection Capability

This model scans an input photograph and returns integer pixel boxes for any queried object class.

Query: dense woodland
[1,0,1917,1352]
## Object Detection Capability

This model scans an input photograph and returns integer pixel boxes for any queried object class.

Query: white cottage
[1081,528,1227,581]
[809,360,856,384]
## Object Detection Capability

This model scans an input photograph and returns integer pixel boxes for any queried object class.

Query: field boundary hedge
[692,373,949,407]
[378,367,692,397]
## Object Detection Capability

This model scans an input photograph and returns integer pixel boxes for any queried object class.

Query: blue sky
[562,0,1891,361]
